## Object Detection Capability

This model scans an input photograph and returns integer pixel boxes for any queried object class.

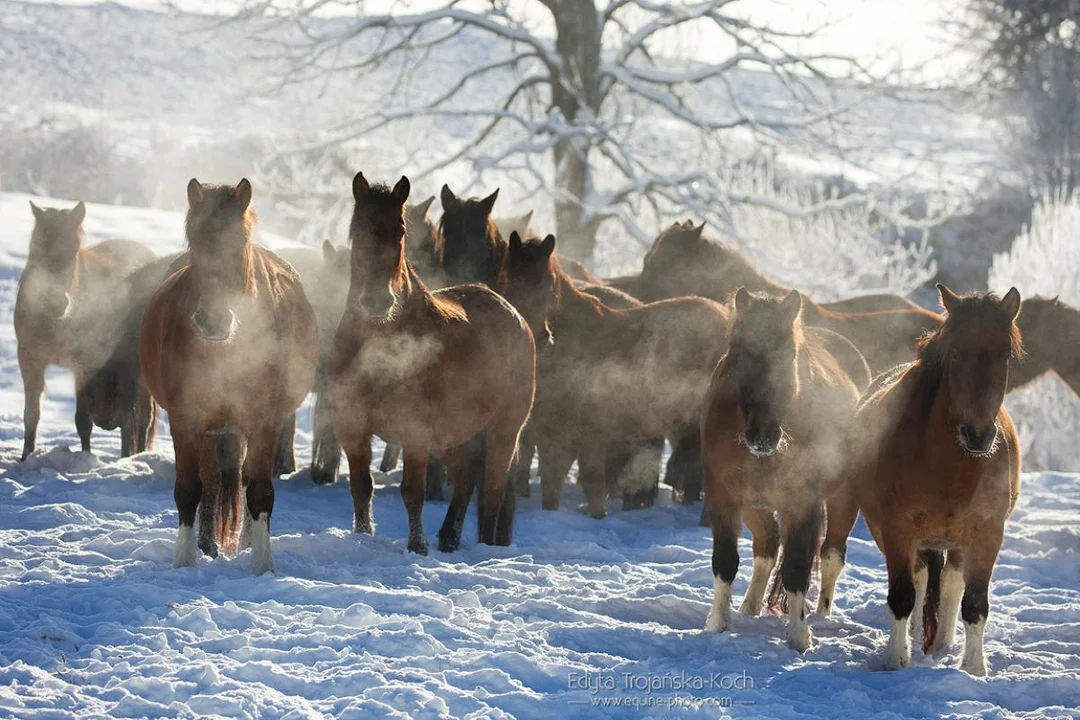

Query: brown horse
[700,288,861,652]
[499,232,730,518]
[632,220,943,374]
[406,196,446,286]
[439,184,505,287]
[329,172,535,554]
[851,285,1022,675]
[80,253,184,457]
[16,201,156,460]
[140,178,317,574]
[1010,295,1080,395]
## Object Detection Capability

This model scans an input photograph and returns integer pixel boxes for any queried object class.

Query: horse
[16,200,156,461]
[700,288,861,652]
[851,285,1022,675]
[276,241,353,484]
[406,196,446,287]
[499,232,730,518]
[80,252,185,457]
[632,220,943,375]
[1010,295,1080,396]
[329,172,535,554]
[140,178,317,574]
[493,210,534,245]
[439,184,505,287]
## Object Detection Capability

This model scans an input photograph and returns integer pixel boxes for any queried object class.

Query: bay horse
[81,253,185,457]
[1010,295,1080,396]
[633,220,943,375]
[140,178,317,574]
[499,232,730,519]
[329,172,535,554]
[439,184,505,287]
[700,288,861,652]
[16,200,156,460]
[852,285,1022,675]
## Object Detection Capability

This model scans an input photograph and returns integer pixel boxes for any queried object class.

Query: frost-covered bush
[726,163,937,301]
[990,192,1080,471]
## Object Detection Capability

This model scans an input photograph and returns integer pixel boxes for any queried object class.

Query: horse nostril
[959,424,996,453]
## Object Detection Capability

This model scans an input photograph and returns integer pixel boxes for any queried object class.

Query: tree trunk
[549,0,602,262]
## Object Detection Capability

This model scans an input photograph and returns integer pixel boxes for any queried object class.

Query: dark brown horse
[80,253,184,457]
[439,184,505,287]
[700,289,861,651]
[140,178,317,574]
[406,196,446,286]
[631,220,943,375]
[499,232,730,518]
[16,201,156,460]
[1010,295,1080,395]
[329,172,535,554]
[852,285,1022,675]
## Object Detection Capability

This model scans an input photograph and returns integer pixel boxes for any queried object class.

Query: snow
[1,193,1079,718]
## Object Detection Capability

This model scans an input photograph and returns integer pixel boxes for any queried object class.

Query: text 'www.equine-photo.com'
[1,0,1079,718]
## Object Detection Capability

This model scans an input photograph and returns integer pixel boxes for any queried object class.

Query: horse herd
[14,173,1080,677]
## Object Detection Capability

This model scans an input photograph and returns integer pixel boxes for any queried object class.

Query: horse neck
[551,267,606,333]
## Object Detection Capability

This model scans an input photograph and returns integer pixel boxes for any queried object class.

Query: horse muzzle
[957,423,998,456]
[358,292,397,320]
[743,423,784,458]
[191,308,238,342]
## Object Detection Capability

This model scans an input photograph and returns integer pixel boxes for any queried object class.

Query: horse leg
[272,413,297,477]
[882,539,916,670]
[401,448,430,555]
[510,427,534,499]
[121,414,134,458]
[196,436,220,559]
[705,502,741,632]
[578,442,608,520]
[311,381,342,485]
[379,443,401,473]
[668,430,702,504]
[617,438,663,512]
[243,425,278,575]
[818,491,860,616]
[425,456,447,502]
[779,504,822,652]
[538,442,574,511]
[171,430,202,567]
[137,383,156,452]
[342,436,375,534]
[19,355,46,461]
[739,508,779,616]
[74,385,92,453]
[928,549,964,655]
[958,534,1003,676]
[480,421,520,546]
[436,442,475,552]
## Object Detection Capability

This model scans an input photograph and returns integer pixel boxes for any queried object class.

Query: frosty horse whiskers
[139,178,317,574]
[329,172,535,554]
[853,284,1022,675]
[16,200,155,460]
[701,288,861,652]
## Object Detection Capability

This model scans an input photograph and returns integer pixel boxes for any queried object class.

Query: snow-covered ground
[1,194,1079,718]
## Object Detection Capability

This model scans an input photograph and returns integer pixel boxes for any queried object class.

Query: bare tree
[231,0,874,260]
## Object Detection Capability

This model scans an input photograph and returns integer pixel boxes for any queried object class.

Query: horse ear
[322,239,335,264]
[937,283,961,314]
[781,289,802,321]
[235,178,252,211]
[353,172,370,202]
[187,178,203,207]
[70,201,86,226]
[29,201,44,220]
[441,184,457,208]
[522,209,534,228]
[416,195,436,216]
[734,286,751,312]
[540,234,556,257]
[509,231,523,253]
[691,222,706,240]
[1001,286,1022,320]
[392,175,411,205]
[480,188,500,216]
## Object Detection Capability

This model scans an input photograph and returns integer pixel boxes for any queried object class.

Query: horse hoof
[882,647,910,671]
[816,598,832,617]
[587,510,606,520]
[787,625,812,653]
[311,467,337,485]
[354,519,375,535]
[705,608,730,633]
[960,657,987,677]
[408,538,429,556]
[198,539,219,559]
[738,599,761,616]
[251,557,275,576]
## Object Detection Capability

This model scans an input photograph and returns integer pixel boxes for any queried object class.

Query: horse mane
[405,259,469,323]
[648,222,788,297]
[914,292,1025,415]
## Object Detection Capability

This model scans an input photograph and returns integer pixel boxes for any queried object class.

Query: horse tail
[920,549,945,653]
[214,432,246,552]
[765,504,827,615]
